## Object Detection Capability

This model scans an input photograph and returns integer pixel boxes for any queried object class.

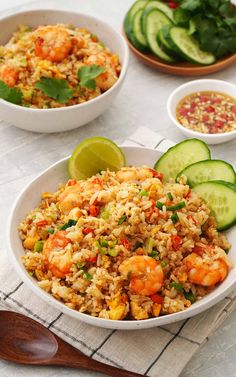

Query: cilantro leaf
[7,87,23,104]
[35,78,74,104]
[77,64,106,90]
[180,0,201,11]
[0,80,22,105]
[0,80,10,99]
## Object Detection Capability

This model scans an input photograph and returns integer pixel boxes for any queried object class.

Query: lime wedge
[68,137,126,179]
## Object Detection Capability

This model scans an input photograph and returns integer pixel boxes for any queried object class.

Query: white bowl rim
[0,8,129,112]
[7,145,236,329]
[167,79,236,139]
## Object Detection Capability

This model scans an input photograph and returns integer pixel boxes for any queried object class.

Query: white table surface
[0,0,236,376]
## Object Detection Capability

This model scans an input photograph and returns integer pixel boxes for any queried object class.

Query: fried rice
[18,166,232,321]
[0,24,120,108]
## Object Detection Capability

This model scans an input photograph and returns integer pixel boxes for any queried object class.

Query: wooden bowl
[124,32,236,76]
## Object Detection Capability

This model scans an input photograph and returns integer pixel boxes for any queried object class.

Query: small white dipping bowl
[167,79,236,144]
[0,9,129,133]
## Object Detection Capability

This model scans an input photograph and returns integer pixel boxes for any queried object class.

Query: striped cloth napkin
[1,127,236,377]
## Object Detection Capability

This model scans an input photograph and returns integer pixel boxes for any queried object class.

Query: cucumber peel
[154,139,211,183]
[177,160,236,187]
[193,181,236,231]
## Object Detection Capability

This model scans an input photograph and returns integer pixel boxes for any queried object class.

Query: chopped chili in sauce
[176,91,236,134]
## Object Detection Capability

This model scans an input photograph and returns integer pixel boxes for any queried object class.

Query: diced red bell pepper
[83,227,94,234]
[150,294,164,304]
[67,179,77,186]
[89,205,99,217]
[36,220,48,227]
[88,256,97,263]
[121,238,131,250]
[171,235,183,251]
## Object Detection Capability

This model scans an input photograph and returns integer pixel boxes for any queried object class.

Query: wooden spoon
[0,311,143,377]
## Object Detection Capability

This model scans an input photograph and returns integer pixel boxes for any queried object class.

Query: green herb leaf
[47,228,55,234]
[77,64,106,89]
[156,201,164,210]
[35,77,74,103]
[149,251,159,259]
[118,215,127,225]
[33,240,44,253]
[171,213,179,224]
[140,189,149,197]
[83,271,93,280]
[59,219,77,230]
[134,241,143,250]
[180,0,201,11]
[170,282,183,293]
[166,201,186,211]
[184,291,196,303]
[100,239,109,247]
[167,192,173,201]
[77,263,86,270]
[0,80,22,104]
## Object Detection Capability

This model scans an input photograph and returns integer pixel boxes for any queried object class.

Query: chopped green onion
[149,251,159,259]
[166,202,186,211]
[167,192,173,201]
[184,291,196,303]
[77,263,85,270]
[160,260,168,268]
[100,239,109,247]
[33,240,44,253]
[127,271,132,281]
[171,213,179,224]
[28,271,35,277]
[83,272,93,280]
[47,228,55,234]
[59,219,77,230]
[156,201,164,209]
[225,248,230,255]
[134,241,143,250]
[95,241,106,255]
[145,238,154,254]
[170,282,183,293]
[140,189,149,197]
[108,248,119,257]
[118,215,127,225]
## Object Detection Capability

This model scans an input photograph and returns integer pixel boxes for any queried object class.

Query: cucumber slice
[142,0,174,24]
[157,25,180,59]
[169,27,216,65]
[177,160,236,187]
[132,9,149,52]
[193,181,236,230]
[143,9,175,62]
[124,0,147,39]
[154,139,211,183]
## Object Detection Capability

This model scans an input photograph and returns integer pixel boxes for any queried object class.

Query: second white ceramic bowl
[0,9,129,133]
[7,146,236,330]
[167,79,236,144]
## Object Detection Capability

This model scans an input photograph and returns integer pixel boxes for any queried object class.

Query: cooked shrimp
[0,65,18,87]
[43,231,72,278]
[183,252,228,286]
[86,53,118,91]
[58,185,83,215]
[119,255,164,296]
[35,25,72,62]
[116,167,154,183]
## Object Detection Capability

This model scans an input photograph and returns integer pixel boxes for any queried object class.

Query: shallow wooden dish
[124,32,236,76]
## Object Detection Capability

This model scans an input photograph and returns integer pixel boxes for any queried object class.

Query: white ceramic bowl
[0,9,129,133]
[7,146,236,330]
[167,79,236,144]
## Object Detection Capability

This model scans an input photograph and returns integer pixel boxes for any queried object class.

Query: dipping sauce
[176,91,236,134]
